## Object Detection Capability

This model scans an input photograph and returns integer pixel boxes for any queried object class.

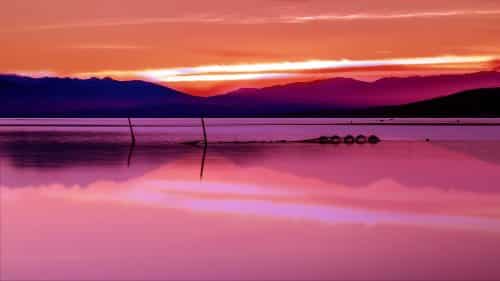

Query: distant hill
[1,72,500,117]
[213,71,500,113]
[302,88,500,117]
[374,87,500,117]
[0,75,204,117]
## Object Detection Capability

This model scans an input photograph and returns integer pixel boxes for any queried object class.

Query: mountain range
[1,71,500,117]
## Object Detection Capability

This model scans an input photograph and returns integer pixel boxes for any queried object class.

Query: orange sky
[2,0,500,95]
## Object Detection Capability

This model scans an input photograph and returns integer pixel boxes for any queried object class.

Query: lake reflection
[1,136,500,280]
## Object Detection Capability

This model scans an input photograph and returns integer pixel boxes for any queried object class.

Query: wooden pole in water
[201,117,208,146]
[128,117,136,145]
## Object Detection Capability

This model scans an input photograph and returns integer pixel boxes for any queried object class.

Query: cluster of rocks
[306,135,381,144]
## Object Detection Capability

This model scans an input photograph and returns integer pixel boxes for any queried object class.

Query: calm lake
[1,118,500,280]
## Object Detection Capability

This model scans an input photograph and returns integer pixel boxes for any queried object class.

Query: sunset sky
[2,0,500,95]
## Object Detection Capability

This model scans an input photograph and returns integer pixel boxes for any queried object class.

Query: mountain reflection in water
[1,133,500,280]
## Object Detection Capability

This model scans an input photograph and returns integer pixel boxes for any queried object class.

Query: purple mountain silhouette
[1,71,500,116]
[213,71,500,110]
[0,75,203,116]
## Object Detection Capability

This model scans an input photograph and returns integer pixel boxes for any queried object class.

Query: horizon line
[3,68,499,97]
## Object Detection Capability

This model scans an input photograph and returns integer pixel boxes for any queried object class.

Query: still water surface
[1,119,500,280]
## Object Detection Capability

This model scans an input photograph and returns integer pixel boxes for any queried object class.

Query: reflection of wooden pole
[201,117,208,147]
[200,144,207,181]
[127,142,135,168]
[128,117,136,145]
[199,117,208,181]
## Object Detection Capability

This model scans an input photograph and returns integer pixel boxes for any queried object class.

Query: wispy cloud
[67,44,148,50]
[74,55,497,83]
[285,9,500,23]
[9,9,500,32]
[6,70,57,78]
[31,16,226,31]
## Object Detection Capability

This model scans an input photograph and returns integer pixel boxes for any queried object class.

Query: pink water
[1,118,500,142]
[1,120,500,280]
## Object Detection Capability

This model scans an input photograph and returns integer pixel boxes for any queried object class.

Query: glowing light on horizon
[74,55,496,83]
[159,73,295,82]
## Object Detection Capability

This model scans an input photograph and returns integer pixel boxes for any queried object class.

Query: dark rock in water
[355,135,367,144]
[331,135,342,144]
[319,136,330,144]
[344,135,355,144]
[368,135,381,144]
[304,134,372,145]
[425,138,431,142]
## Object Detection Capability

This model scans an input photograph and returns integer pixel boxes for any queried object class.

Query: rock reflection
[0,139,199,187]
[2,134,500,193]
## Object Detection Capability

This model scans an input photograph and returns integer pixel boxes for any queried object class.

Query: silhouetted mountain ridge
[378,87,500,117]
[216,71,500,110]
[0,74,204,116]
[1,72,500,117]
